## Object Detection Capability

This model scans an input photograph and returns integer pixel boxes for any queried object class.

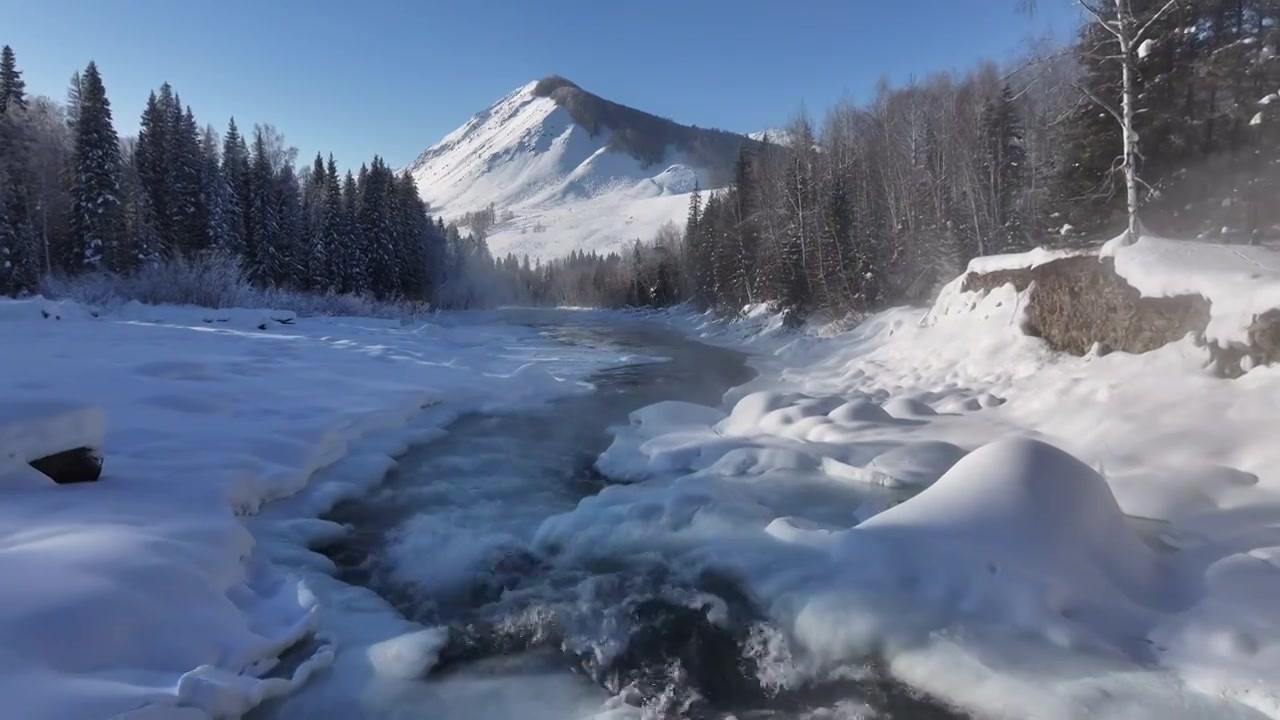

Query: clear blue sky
[4,0,1080,171]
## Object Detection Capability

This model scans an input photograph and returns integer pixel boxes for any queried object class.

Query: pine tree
[169,105,209,254]
[65,71,82,133]
[246,125,281,284]
[0,47,39,295]
[393,170,430,300]
[300,153,327,290]
[273,163,304,287]
[0,46,27,114]
[315,155,343,293]
[358,157,398,299]
[69,62,126,272]
[220,118,249,258]
[685,180,701,240]
[0,172,40,295]
[200,125,234,253]
[133,90,171,255]
[121,158,162,270]
[340,170,366,293]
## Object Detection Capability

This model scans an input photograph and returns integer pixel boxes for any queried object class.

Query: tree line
[0,47,481,302]
[485,0,1280,317]
[6,0,1278,317]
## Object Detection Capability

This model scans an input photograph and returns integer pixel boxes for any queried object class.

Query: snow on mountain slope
[407,80,722,261]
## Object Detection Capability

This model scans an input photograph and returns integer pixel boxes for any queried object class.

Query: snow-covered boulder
[0,403,106,485]
[953,237,1280,376]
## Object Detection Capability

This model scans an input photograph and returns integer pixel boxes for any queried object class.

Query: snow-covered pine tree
[314,155,343,293]
[301,153,327,291]
[393,170,430,300]
[220,118,250,259]
[340,170,366,293]
[246,125,280,285]
[200,125,233,254]
[133,88,171,255]
[358,158,398,299]
[0,46,27,114]
[0,47,39,295]
[170,105,209,255]
[0,172,40,295]
[273,163,304,287]
[69,61,126,272]
[121,159,162,271]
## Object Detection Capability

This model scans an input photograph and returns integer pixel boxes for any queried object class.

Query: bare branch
[1073,81,1125,127]
[1078,0,1122,39]
[1135,0,1180,44]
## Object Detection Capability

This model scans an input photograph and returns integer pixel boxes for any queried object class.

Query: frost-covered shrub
[40,252,427,319]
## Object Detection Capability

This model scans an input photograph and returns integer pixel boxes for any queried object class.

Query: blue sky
[4,0,1080,171]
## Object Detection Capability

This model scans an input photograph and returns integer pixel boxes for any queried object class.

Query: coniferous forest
[2,0,1279,318]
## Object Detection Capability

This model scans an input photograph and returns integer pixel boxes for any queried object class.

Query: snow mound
[880,397,937,418]
[793,437,1177,667]
[827,399,893,424]
[1102,233,1280,345]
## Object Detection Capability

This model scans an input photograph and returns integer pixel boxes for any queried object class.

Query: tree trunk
[1118,0,1141,244]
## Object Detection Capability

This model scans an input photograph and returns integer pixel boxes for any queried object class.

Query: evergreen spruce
[0,46,27,114]
[357,158,398,299]
[69,62,126,272]
[273,163,304,286]
[246,125,281,284]
[170,105,209,254]
[220,118,250,258]
[340,171,366,293]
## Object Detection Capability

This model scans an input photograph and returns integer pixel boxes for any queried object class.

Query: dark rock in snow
[30,447,103,484]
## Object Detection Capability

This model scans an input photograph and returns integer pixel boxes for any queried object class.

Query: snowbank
[0,298,622,719]
[553,265,1280,717]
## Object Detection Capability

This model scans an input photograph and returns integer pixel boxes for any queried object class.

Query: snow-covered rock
[0,402,105,483]
[1102,233,1280,346]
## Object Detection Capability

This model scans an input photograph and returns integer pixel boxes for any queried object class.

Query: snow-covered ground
[407,81,710,261]
[536,239,1280,718]
[0,298,639,719]
[6,236,1280,720]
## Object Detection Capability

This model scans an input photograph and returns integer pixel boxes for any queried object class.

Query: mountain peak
[409,79,755,261]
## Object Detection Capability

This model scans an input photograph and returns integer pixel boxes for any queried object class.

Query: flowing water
[261,311,966,720]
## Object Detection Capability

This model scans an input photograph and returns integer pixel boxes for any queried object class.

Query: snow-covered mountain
[407,77,754,261]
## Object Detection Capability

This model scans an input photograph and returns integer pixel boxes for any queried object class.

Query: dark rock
[30,446,103,484]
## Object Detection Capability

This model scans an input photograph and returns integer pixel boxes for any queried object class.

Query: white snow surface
[1103,233,1280,345]
[0,298,629,719]
[540,264,1280,718]
[408,81,712,261]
